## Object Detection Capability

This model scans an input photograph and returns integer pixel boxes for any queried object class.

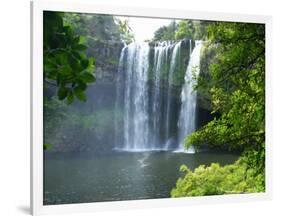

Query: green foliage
[153,21,177,41]
[63,13,124,70]
[153,20,208,42]
[44,12,95,103]
[175,20,194,40]
[172,22,265,197]
[186,22,265,151]
[63,13,121,42]
[171,155,265,197]
[115,18,135,44]
[174,20,209,40]
[193,20,209,40]
[43,143,52,150]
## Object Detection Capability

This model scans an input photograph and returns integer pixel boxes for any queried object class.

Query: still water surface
[44,151,238,205]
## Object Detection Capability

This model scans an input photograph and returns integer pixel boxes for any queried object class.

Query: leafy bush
[175,20,194,40]
[153,21,177,41]
[44,12,95,104]
[171,155,265,197]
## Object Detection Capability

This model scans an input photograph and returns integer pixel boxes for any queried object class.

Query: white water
[123,42,150,150]
[177,41,202,152]
[115,40,202,153]
[114,46,126,149]
[164,41,182,147]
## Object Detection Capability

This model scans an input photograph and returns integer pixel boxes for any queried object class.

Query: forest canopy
[153,19,210,41]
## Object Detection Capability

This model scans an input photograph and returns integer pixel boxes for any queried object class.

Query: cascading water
[114,40,202,152]
[151,41,174,148]
[121,42,150,151]
[114,45,126,149]
[164,41,182,149]
[177,41,202,152]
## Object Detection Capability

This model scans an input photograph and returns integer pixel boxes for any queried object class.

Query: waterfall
[164,41,182,149]
[177,41,202,152]
[114,40,201,152]
[114,46,127,149]
[151,41,173,148]
[121,42,150,151]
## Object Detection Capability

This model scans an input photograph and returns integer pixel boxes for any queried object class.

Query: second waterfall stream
[114,40,202,152]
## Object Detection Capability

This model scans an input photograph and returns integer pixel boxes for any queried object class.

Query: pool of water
[43,150,238,205]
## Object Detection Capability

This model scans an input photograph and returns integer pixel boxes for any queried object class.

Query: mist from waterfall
[114,40,202,152]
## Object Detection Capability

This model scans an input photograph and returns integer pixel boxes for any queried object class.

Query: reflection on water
[44,151,238,205]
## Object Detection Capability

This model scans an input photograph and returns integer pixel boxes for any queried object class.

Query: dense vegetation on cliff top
[152,19,210,41]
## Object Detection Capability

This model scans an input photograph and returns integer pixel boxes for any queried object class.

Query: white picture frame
[31,0,273,215]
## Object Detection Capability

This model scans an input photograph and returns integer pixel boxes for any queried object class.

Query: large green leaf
[79,72,96,83]
[58,86,68,100]
[74,44,87,51]
[74,87,87,101]
[66,91,74,104]
[43,12,96,104]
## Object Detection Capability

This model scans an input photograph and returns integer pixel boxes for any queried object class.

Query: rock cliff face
[87,39,124,83]
[64,41,124,153]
